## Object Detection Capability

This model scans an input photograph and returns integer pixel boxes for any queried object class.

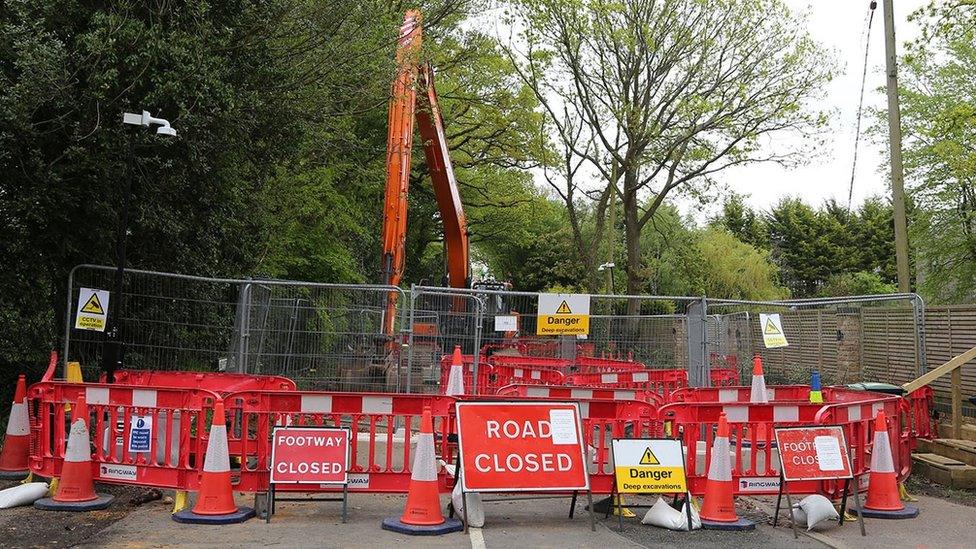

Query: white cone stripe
[579,401,590,417]
[723,406,749,423]
[707,436,733,482]
[363,396,393,415]
[751,375,769,403]
[571,389,592,399]
[301,395,332,413]
[203,425,231,473]
[774,406,799,422]
[614,391,635,400]
[64,419,91,463]
[132,390,158,408]
[870,430,895,473]
[718,389,738,403]
[847,406,861,421]
[601,373,618,383]
[527,387,547,397]
[446,364,465,396]
[85,387,109,405]
[633,372,648,382]
[6,402,28,436]
[411,433,438,482]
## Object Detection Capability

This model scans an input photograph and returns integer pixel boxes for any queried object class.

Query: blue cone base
[0,469,29,480]
[34,494,115,511]
[172,506,256,524]
[851,504,919,519]
[381,516,463,535]
[701,517,756,531]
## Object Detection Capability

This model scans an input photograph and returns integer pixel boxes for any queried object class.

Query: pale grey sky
[709,0,930,216]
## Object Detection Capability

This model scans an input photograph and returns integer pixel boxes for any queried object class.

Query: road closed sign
[536,293,590,336]
[774,426,852,481]
[270,427,350,484]
[611,439,688,494]
[456,402,589,492]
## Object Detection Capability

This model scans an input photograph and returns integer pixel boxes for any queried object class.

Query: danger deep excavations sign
[611,439,688,494]
[456,402,590,492]
[774,426,852,482]
[270,427,350,484]
[536,293,591,336]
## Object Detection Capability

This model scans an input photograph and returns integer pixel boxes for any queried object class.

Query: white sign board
[536,293,590,336]
[759,313,788,348]
[75,288,110,332]
[494,315,518,332]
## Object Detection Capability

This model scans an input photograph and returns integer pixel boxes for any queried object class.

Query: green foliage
[820,271,897,297]
[898,3,976,303]
[692,228,788,300]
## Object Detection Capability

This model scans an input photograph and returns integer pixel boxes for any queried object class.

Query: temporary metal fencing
[64,265,407,392]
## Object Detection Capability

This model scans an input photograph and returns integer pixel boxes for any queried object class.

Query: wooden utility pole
[882,0,911,292]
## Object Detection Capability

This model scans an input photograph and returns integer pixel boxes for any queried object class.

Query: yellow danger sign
[611,439,687,494]
[536,293,590,336]
[81,293,105,315]
[759,313,788,348]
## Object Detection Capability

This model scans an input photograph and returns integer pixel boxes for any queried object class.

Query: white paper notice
[494,315,518,332]
[549,409,578,445]
[814,435,844,471]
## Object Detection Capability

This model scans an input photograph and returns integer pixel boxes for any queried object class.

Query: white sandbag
[641,497,701,531]
[791,494,839,531]
[451,481,485,527]
[0,482,49,509]
[439,458,485,527]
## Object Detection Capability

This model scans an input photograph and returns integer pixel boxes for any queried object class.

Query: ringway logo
[99,464,137,481]
[738,477,781,492]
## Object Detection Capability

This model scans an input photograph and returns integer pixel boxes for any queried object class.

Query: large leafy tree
[504,0,834,301]
[898,2,976,302]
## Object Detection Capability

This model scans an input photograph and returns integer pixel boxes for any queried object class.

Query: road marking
[469,527,486,549]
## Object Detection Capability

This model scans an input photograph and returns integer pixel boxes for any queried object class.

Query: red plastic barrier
[669,385,814,403]
[710,368,738,386]
[489,355,571,371]
[907,386,935,439]
[567,369,689,393]
[438,354,491,394]
[28,381,218,490]
[489,364,565,389]
[494,383,665,407]
[574,356,646,374]
[103,369,296,394]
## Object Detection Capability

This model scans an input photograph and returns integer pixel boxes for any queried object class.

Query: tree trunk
[622,169,641,314]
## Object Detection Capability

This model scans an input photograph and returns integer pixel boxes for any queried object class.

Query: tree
[504,0,833,301]
[692,228,787,300]
[897,2,976,302]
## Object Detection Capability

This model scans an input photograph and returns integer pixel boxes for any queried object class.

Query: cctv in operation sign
[456,402,590,492]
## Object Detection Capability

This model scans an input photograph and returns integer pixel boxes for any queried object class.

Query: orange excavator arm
[380,11,471,335]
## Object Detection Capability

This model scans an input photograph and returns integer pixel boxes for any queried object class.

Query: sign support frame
[265,426,351,524]
[772,425,866,537]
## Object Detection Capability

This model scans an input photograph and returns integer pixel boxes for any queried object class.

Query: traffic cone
[382,406,462,535]
[750,355,768,404]
[852,411,919,519]
[0,376,30,479]
[445,346,465,396]
[172,399,254,524]
[34,395,115,511]
[809,371,823,404]
[700,413,755,530]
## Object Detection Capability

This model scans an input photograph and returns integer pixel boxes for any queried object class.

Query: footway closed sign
[456,402,589,492]
[774,426,852,481]
[270,427,350,484]
[611,439,688,494]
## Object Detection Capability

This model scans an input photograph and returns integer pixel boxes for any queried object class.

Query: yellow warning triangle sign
[555,300,572,314]
[639,447,659,465]
[81,293,104,315]
[764,318,781,335]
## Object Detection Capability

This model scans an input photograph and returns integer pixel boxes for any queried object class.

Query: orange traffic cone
[445,346,466,396]
[700,413,755,530]
[382,406,462,534]
[853,411,919,519]
[173,399,254,524]
[34,395,115,511]
[750,355,768,404]
[0,375,30,479]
